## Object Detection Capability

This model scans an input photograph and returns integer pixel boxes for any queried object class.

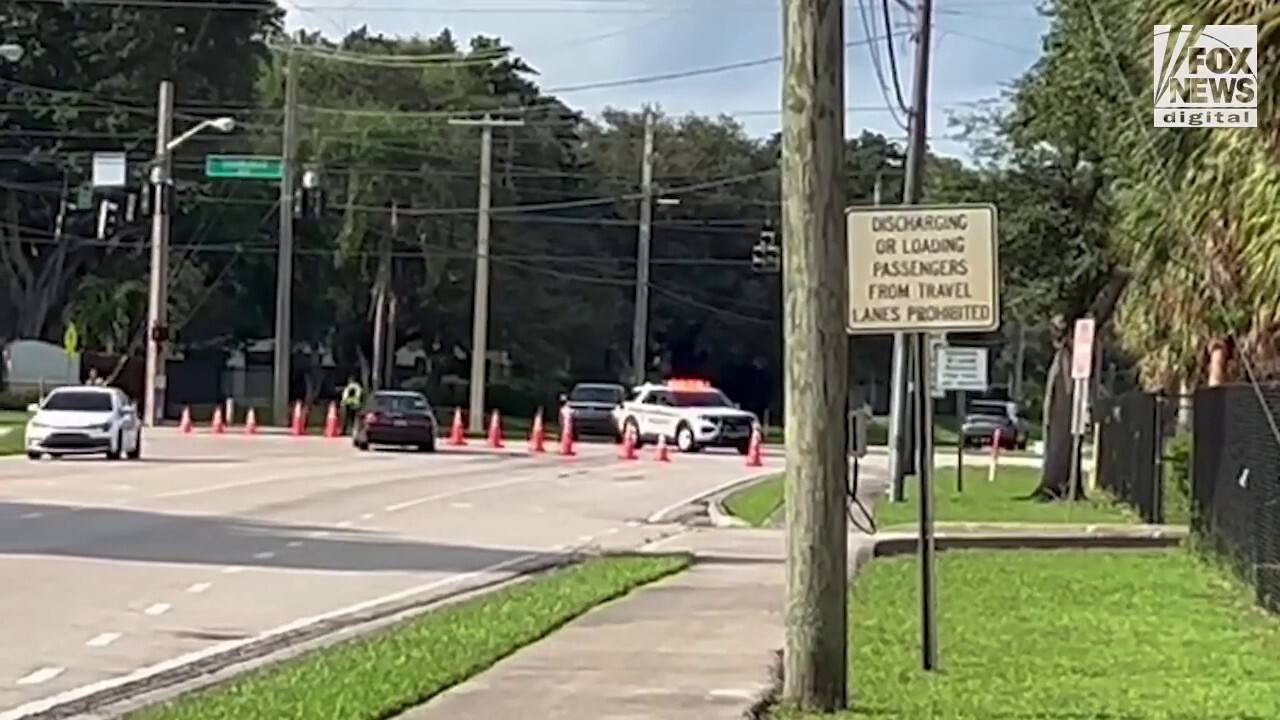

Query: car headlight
[93,422,111,432]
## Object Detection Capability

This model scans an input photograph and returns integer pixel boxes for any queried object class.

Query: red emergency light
[665,378,711,391]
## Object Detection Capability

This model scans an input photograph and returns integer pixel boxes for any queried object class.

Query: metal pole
[272,48,299,426]
[371,202,394,392]
[631,111,655,386]
[143,79,174,427]
[449,115,524,433]
[901,0,938,671]
[956,389,965,492]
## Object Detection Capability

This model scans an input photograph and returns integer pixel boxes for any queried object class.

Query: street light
[141,86,237,427]
[0,44,22,63]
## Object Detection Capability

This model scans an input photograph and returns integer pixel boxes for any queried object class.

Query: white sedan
[25,385,142,460]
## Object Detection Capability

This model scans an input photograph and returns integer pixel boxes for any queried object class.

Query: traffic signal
[751,229,780,273]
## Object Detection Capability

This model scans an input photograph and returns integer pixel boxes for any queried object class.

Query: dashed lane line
[142,604,170,617]
[252,551,276,560]
[186,583,211,594]
[85,633,121,648]
[15,667,64,686]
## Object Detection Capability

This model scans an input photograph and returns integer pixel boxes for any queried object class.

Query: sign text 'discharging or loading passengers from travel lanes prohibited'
[845,204,999,334]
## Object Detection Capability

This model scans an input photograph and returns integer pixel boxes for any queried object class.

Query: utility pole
[272,47,300,426]
[902,0,939,672]
[631,111,656,386]
[450,114,525,433]
[143,79,174,427]
[371,201,395,392]
[780,0,849,711]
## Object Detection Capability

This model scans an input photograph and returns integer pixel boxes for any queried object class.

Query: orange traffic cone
[529,409,546,453]
[620,425,638,460]
[211,406,226,435]
[487,410,504,449]
[558,406,576,457]
[244,408,259,435]
[323,402,340,438]
[448,408,467,446]
[290,401,305,436]
[655,433,671,462]
[179,406,193,434]
[745,423,763,467]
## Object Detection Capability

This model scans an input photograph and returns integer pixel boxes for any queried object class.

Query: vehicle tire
[354,437,370,451]
[418,440,436,453]
[26,451,40,461]
[106,431,124,460]
[735,439,751,455]
[127,432,142,460]
[1016,439,1028,451]
[624,418,644,448]
[675,423,698,453]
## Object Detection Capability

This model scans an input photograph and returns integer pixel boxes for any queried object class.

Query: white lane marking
[0,553,541,720]
[309,530,331,538]
[85,633,121,648]
[186,583,211,594]
[360,513,374,520]
[384,474,553,513]
[577,535,593,542]
[143,603,170,617]
[150,459,499,500]
[19,512,41,519]
[605,527,619,535]
[16,667,64,686]
[450,502,473,509]
[252,551,275,560]
[222,566,245,575]
[286,541,302,548]
[335,520,352,528]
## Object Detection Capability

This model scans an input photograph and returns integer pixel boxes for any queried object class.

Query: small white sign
[936,346,989,392]
[1071,318,1095,380]
[92,152,128,187]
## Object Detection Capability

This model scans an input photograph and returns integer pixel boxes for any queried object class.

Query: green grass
[721,473,784,526]
[780,550,1280,719]
[0,409,29,425]
[875,465,1134,527]
[132,554,690,720]
[0,428,22,456]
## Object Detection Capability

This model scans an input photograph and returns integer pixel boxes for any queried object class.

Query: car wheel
[106,431,124,460]
[127,432,142,460]
[735,439,751,455]
[418,440,436,453]
[354,437,370,451]
[26,451,40,461]
[675,424,697,453]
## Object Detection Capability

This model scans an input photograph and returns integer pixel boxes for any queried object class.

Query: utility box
[848,404,872,458]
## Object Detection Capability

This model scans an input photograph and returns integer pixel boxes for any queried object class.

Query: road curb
[644,468,779,524]
[707,476,777,528]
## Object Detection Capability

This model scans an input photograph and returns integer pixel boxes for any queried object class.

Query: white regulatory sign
[846,204,999,334]
[936,346,989,392]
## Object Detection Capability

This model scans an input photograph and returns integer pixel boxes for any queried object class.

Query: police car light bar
[665,378,711,390]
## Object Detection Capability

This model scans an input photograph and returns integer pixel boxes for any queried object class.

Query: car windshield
[569,386,623,403]
[43,391,113,412]
[970,402,1012,416]
[669,390,732,408]
[373,393,430,412]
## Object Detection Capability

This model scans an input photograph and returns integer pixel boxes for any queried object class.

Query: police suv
[612,379,758,454]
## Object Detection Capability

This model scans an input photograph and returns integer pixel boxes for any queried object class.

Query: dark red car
[353,390,438,452]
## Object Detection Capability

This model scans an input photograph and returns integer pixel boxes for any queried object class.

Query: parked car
[353,390,437,452]
[965,399,1031,449]
[960,405,1027,450]
[560,382,627,440]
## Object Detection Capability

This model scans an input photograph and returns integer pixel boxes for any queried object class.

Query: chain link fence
[1192,384,1280,613]
[1094,391,1190,524]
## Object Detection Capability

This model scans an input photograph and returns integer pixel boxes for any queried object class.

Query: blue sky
[284,0,1045,159]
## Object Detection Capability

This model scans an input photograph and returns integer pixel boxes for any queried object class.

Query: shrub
[1163,430,1192,524]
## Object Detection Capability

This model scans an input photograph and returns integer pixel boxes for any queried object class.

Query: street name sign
[205,155,284,180]
[846,204,999,334]
[935,346,989,392]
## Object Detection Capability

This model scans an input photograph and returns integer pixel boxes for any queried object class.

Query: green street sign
[205,155,284,180]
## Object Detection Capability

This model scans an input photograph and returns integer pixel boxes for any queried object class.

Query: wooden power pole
[781,0,850,711]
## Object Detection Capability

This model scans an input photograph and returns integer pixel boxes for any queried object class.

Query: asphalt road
[0,429,781,717]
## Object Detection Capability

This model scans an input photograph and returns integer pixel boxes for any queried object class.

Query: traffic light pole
[143,79,174,427]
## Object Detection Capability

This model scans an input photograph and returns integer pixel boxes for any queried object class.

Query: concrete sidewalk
[395,528,862,720]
